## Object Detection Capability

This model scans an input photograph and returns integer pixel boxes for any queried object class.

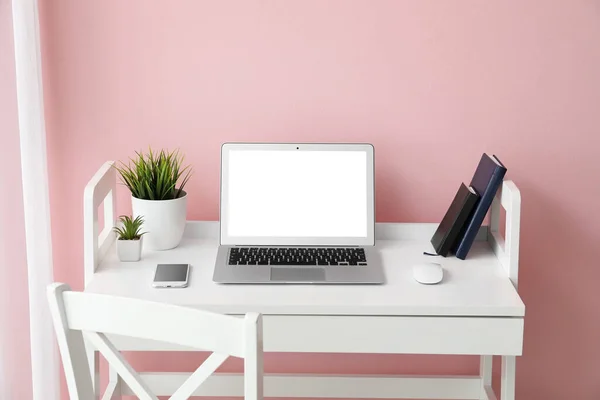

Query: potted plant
[113,215,146,262]
[116,148,192,250]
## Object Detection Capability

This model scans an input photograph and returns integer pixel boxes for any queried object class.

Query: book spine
[454,169,506,260]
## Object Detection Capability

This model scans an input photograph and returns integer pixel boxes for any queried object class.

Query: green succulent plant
[115,148,192,200]
[113,215,146,240]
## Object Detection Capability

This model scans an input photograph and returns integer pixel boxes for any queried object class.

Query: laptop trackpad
[270,268,326,282]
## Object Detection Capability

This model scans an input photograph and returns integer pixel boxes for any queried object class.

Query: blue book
[431,183,479,257]
[453,154,507,260]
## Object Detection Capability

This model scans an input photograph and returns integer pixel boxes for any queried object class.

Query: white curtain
[0,2,29,399]
[0,0,59,399]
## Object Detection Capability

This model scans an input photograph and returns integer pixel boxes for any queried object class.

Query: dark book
[453,154,507,260]
[431,183,480,257]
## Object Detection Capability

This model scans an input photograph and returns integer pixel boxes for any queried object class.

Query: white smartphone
[152,264,190,288]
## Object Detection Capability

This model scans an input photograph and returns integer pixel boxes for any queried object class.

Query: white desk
[83,162,525,400]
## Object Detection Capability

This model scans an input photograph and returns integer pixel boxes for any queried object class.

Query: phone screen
[154,264,189,282]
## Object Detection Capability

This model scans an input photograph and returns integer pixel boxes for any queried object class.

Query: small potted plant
[115,148,192,250]
[113,215,146,262]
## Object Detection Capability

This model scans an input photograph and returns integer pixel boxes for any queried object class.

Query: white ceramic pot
[116,237,143,262]
[131,191,187,250]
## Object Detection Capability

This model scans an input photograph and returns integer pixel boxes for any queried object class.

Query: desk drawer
[263,315,523,355]
[107,315,523,356]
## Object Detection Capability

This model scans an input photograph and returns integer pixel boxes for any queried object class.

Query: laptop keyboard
[228,247,367,266]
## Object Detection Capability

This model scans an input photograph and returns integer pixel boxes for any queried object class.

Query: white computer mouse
[412,262,443,285]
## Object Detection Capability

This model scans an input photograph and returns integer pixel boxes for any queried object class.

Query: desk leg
[480,355,493,399]
[501,356,516,400]
[85,343,100,399]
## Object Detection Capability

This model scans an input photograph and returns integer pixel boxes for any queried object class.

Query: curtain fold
[1,1,59,399]
[1,2,33,398]
[0,151,32,399]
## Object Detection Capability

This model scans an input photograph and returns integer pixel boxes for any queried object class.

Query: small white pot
[131,191,187,250]
[116,237,143,262]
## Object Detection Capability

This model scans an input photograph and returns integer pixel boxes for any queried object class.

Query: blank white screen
[227,150,368,238]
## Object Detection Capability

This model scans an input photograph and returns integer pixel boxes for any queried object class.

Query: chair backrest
[47,283,263,400]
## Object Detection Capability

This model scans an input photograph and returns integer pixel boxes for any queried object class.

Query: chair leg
[85,343,100,399]
[107,366,122,399]
[501,356,516,400]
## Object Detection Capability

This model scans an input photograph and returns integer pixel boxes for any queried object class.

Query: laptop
[212,143,385,284]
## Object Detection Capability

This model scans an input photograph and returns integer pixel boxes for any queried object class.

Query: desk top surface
[85,223,525,317]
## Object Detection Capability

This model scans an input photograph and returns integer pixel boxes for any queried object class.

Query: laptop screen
[220,143,375,246]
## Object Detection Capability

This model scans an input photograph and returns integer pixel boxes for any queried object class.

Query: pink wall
[39,1,600,399]
[0,2,33,399]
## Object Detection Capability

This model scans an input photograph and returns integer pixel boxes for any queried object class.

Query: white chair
[47,283,263,400]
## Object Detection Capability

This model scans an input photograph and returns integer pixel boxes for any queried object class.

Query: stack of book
[431,153,507,260]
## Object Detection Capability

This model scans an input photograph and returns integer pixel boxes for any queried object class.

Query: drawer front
[263,315,523,355]
[108,315,523,356]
